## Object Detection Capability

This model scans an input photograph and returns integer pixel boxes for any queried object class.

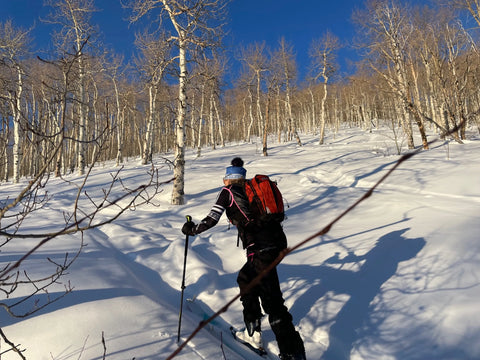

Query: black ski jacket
[192,184,286,252]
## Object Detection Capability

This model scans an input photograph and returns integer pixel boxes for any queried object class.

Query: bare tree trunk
[409,62,429,149]
[309,32,339,145]
[246,87,254,142]
[55,70,68,177]
[54,103,64,177]
[209,89,215,149]
[279,38,301,146]
[241,98,247,141]
[113,78,123,166]
[11,66,23,183]
[263,94,269,156]
[171,37,187,205]
[256,70,264,139]
[196,84,205,157]
[319,80,328,144]
[309,87,316,135]
[89,81,100,164]
[213,98,224,147]
[77,50,86,175]
[276,88,282,142]
[142,85,156,164]
[2,128,8,181]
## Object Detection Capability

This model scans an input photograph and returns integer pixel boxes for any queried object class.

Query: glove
[182,221,196,236]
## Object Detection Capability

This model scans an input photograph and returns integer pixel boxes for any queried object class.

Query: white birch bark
[112,77,123,166]
[246,87,255,142]
[213,97,224,147]
[319,73,328,145]
[142,85,156,164]
[209,89,215,149]
[12,65,23,183]
[196,84,205,157]
[171,36,187,205]
[75,34,86,175]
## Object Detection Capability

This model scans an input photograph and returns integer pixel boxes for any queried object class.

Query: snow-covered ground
[1,127,479,360]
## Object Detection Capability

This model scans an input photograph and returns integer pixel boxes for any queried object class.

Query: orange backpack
[245,175,285,223]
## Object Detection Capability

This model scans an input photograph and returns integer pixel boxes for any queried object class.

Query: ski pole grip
[185,215,192,223]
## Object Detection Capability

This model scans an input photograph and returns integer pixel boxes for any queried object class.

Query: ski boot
[235,318,264,350]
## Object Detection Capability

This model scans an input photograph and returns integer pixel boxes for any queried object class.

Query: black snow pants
[236,248,305,355]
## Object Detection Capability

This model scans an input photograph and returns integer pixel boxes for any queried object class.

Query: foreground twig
[0,176,174,280]
[0,328,26,359]
[102,331,107,360]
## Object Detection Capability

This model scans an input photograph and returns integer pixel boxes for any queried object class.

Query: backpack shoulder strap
[222,186,235,207]
[223,186,251,222]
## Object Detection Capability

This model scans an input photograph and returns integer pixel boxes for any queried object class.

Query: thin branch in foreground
[102,331,107,360]
[166,123,464,359]
[0,176,174,280]
[0,328,26,359]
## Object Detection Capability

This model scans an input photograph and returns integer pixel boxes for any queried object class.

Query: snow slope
[1,127,479,360]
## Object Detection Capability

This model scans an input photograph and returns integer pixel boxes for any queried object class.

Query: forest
[1,0,479,203]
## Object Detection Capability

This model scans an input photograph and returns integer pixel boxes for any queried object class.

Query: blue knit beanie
[224,157,246,180]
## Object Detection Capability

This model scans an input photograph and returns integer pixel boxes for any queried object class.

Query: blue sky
[0,0,429,82]
[226,0,361,76]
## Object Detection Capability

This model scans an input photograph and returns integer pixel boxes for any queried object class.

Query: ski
[185,298,277,359]
[230,326,268,357]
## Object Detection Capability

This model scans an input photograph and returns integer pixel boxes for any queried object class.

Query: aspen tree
[0,20,31,183]
[44,0,97,175]
[105,53,126,166]
[354,0,420,149]
[452,0,480,135]
[128,0,228,205]
[238,42,269,150]
[277,37,302,146]
[411,4,470,142]
[195,53,226,150]
[309,31,340,145]
[134,31,172,165]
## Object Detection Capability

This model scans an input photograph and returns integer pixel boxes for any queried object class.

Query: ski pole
[177,215,192,343]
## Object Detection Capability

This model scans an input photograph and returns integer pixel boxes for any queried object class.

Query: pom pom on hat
[231,157,244,167]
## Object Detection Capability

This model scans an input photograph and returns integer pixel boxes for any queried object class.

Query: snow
[1,127,479,360]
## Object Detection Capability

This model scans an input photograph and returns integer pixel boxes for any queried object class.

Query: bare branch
[0,328,26,359]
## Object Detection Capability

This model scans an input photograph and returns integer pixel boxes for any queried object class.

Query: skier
[182,157,306,360]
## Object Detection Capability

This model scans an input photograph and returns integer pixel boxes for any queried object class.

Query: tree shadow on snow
[0,287,142,327]
[284,228,426,360]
